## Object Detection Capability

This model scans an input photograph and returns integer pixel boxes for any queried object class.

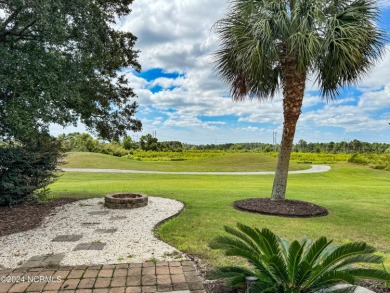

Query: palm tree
[210,223,390,292]
[214,0,385,200]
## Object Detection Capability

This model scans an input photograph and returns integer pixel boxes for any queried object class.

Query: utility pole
[273,130,278,151]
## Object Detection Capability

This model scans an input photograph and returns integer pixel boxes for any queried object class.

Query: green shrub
[126,150,225,161]
[348,153,390,171]
[122,136,138,150]
[265,152,351,163]
[210,223,390,293]
[0,135,63,206]
[348,154,369,165]
[99,142,129,157]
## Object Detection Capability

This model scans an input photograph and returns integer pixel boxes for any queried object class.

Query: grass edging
[152,198,188,256]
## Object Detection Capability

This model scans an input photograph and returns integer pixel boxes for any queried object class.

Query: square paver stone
[52,235,83,242]
[109,216,127,220]
[88,211,110,215]
[73,242,106,251]
[95,229,117,234]
[81,222,100,226]
[21,253,65,267]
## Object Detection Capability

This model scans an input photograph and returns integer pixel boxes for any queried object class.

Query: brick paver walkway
[0,261,205,293]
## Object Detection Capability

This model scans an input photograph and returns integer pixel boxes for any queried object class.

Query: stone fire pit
[104,193,148,209]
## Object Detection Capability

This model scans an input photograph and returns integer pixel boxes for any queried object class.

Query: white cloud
[358,85,390,112]
[121,0,226,72]
[206,121,226,125]
[152,117,164,126]
[50,0,390,143]
[150,76,186,89]
[120,1,389,142]
[379,0,390,7]
[358,45,390,90]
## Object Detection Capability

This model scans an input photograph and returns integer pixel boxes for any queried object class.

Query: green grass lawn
[61,152,310,172]
[49,160,390,269]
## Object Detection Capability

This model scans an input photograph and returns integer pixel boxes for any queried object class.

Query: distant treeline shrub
[58,133,186,156]
[348,153,390,171]
[265,152,351,163]
[126,150,225,161]
[58,133,132,157]
[264,152,389,170]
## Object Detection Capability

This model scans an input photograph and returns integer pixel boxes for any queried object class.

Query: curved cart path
[62,164,331,175]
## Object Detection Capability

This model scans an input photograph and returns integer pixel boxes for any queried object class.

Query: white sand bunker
[0,197,185,269]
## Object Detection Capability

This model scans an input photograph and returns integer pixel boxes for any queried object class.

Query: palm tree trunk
[271,65,306,200]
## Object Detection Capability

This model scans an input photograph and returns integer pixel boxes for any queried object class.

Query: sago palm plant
[210,223,390,292]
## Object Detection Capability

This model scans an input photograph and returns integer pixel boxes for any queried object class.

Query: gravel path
[0,197,185,269]
[62,165,331,175]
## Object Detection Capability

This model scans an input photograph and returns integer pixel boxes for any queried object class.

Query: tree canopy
[0,0,141,205]
[0,0,142,142]
[215,0,385,102]
[214,0,385,200]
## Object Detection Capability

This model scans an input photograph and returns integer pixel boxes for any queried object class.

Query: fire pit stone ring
[104,193,148,209]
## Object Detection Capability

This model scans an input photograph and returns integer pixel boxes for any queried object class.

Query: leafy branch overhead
[0,0,142,141]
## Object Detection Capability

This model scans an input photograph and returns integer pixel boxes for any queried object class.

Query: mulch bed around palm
[234,198,328,218]
[0,199,79,237]
[204,280,390,293]
[360,280,390,293]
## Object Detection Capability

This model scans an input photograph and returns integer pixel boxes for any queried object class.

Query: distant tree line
[188,140,389,154]
[59,133,390,155]
[292,139,389,154]
[59,133,184,155]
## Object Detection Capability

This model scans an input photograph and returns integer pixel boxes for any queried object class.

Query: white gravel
[0,197,186,269]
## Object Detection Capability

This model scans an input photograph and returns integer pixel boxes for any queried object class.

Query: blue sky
[51,0,390,144]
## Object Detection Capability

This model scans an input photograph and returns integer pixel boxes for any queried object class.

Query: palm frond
[331,254,384,271]
[287,240,306,284]
[317,284,358,293]
[295,260,314,287]
[213,0,281,101]
[210,265,255,279]
[237,224,282,256]
[289,0,324,71]
[320,242,376,270]
[209,235,260,261]
[312,270,356,287]
[267,254,290,285]
[341,268,390,282]
[210,266,274,288]
[279,238,291,263]
[254,227,284,256]
[249,281,278,293]
[210,234,253,251]
[316,0,385,100]
[209,234,276,278]
[304,236,333,266]
[227,275,248,288]
[307,242,376,286]
[224,225,262,254]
